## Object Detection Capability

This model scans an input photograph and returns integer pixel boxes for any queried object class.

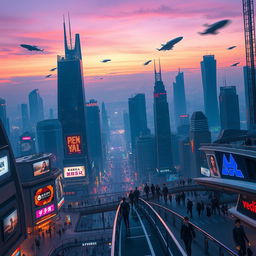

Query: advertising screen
[66,135,82,154]
[206,154,221,178]
[33,159,50,176]
[35,204,55,219]
[55,176,64,209]
[0,155,8,177]
[201,167,210,177]
[3,209,18,240]
[34,185,54,207]
[11,248,21,256]
[64,166,85,178]
[237,195,256,221]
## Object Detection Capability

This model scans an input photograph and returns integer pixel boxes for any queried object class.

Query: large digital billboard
[0,155,8,177]
[3,209,18,241]
[66,135,82,154]
[34,185,54,207]
[64,166,85,178]
[237,195,256,221]
[33,159,50,176]
[55,176,64,209]
[35,204,55,219]
[206,154,221,178]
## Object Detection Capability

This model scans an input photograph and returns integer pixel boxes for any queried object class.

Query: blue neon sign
[222,154,244,178]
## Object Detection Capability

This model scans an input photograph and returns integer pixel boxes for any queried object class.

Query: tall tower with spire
[57,16,89,191]
[153,60,174,173]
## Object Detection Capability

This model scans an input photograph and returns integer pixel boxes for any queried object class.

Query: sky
[0,0,249,124]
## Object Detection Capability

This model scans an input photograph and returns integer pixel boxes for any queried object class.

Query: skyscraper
[21,103,30,132]
[128,94,149,152]
[86,100,103,177]
[219,86,240,130]
[0,98,10,135]
[189,111,211,177]
[57,18,89,187]
[153,60,173,172]
[101,102,109,169]
[173,70,187,127]
[123,111,131,152]
[200,55,220,129]
[28,89,44,128]
[37,119,64,168]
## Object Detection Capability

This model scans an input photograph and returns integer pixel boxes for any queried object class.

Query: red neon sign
[179,114,189,118]
[21,136,32,141]
[66,135,82,154]
[242,200,256,213]
[86,103,98,107]
[154,92,167,98]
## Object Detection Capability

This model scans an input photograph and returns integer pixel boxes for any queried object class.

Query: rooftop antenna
[63,15,68,51]
[68,12,72,49]
[158,58,162,81]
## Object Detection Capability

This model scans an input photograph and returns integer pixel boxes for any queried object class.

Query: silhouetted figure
[151,184,155,199]
[168,194,172,204]
[196,202,202,217]
[120,198,130,233]
[180,216,195,256]
[162,184,168,204]
[134,187,140,207]
[128,190,135,210]
[144,184,150,199]
[233,219,250,256]
[187,199,193,218]
[181,192,186,205]
[201,201,205,215]
[156,185,161,202]
[206,204,211,217]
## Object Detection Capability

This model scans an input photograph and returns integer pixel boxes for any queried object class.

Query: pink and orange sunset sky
[0,0,249,120]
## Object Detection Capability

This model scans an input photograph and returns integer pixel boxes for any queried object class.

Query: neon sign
[222,154,244,178]
[66,135,82,154]
[36,204,55,219]
[154,92,167,98]
[34,185,54,207]
[64,166,85,178]
[242,200,256,213]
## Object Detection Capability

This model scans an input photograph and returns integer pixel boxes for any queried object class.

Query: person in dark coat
[120,198,130,232]
[187,199,193,218]
[151,184,155,199]
[128,190,135,210]
[233,219,250,256]
[180,216,195,256]
[144,184,150,199]
[162,184,168,204]
[134,187,140,207]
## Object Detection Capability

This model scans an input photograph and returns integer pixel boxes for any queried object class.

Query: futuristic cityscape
[0,0,256,255]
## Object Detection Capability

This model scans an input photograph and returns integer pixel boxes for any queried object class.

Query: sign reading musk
[66,135,82,154]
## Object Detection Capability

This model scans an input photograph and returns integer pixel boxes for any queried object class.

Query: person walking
[162,184,168,204]
[187,199,193,218]
[196,202,202,217]
[120,198,130,234]
[201,201,205,216]
[128,190,135,210]
[156,185,161,202]
[206,204,211,217]
[180,216,195,256]
[168,194,172,204]
[233,219,250,256]
[134,187,140,207]
[144,184,150,199]
[151,184,155,199]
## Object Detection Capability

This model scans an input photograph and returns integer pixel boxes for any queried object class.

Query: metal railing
[138,198,187,256]
[150,202,238,256]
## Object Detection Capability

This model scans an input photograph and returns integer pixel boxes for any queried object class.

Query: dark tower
[21,103,30,132]
[242,0,256,129]
[57,16,89,187]
[153,60,173,173]
[219,86,240,130]
[0,98,10,136]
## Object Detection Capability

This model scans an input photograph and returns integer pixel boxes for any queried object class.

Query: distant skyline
[0,0,248,122]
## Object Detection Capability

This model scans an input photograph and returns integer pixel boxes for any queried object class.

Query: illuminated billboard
[237,195,256,221]
[33,159,50,176]
[201,167,210,177]
[55,176,64,209]
[36,204,55,219]
[3,209,18,241]
[0,155,8,177]
[64,166,85,178]
[66,135,82,154]
[34,185,54,207]
[206,154,221,178]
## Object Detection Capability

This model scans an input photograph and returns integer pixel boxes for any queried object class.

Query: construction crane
[242,0,256,129]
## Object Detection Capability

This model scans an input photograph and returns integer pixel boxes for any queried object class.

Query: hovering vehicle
[231,62,240,67]
[45,74,52,78]
[199,19,231,35]
[227,46,236,50]
[50,67,57,71]
[143,60,152,66]
[101,59,111,63]
[157,37,183,51]
[20,44,43,52]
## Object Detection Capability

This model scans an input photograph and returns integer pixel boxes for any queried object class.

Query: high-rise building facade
[0,98,10,136]
[153,61,173,173]
[29,89,44,128]
[86,100,103,177]
[128,94,149,152]
[200,55,220,129]
[173,71,187,127]
[123,112,131,152]
[36,119,64,168]
[21,103,30,132]
[57,19,89,187]
[189,111,211,177]
[219,86,240,130]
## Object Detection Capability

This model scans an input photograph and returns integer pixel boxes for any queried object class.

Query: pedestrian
[162,184,168,204]
[156,185,161,202]
[201,201,205,215]
[180,216,195,256]
[187,199,193,218]
[120,197,130,234]
[144,184,150,199]
[206,204,211,217]
[181,192,186,205]
[196,202,202,217]
[151,184,155,199]
[128,190,135,210]
[134,187,140,207]
[233,219,250,256]
[168,194,172,204]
